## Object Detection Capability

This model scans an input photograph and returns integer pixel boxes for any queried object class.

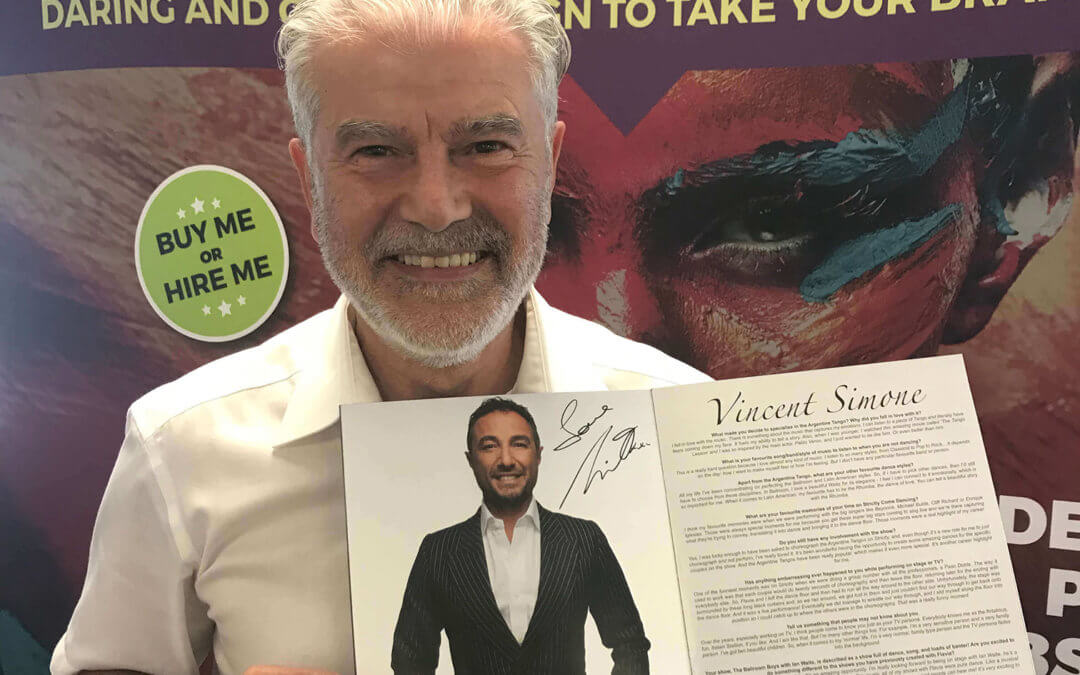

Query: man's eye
[688,195,813,251]
[472,140,509,154]
[353,145,393,158]
[636,172,939,286]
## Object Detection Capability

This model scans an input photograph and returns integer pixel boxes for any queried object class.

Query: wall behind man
[1,1,1079,670]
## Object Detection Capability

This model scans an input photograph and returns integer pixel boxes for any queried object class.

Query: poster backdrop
[1,0,1079,671]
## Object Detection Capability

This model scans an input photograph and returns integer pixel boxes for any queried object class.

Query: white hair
[276,0,571,149]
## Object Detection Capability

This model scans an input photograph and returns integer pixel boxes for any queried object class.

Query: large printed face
[540,58,1078,379]
[290,30,564,365]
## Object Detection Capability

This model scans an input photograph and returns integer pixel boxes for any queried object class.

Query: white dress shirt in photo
[480,498,542,644]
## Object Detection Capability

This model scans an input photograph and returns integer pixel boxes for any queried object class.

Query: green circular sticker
[135,165,289,342]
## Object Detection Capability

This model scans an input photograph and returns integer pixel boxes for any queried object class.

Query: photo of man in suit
[391,397,650,674]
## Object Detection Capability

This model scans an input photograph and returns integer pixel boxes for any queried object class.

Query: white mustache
[366,216,511,261]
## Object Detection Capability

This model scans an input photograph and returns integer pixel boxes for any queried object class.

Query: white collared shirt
[480,499,542,644]
[51,288,708,675]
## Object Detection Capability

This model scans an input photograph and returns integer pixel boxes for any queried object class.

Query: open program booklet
[340,354,1032,674]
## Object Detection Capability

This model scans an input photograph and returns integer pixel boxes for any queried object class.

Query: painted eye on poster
[134,164,290,342]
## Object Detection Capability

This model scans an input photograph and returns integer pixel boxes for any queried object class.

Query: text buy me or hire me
[155,207,274,304]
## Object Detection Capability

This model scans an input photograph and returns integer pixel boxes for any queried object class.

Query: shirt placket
[507,531,526,641]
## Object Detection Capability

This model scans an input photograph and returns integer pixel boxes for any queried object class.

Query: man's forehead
[475,410,531,432]
[308,32,538,134]
[333,114,525,148]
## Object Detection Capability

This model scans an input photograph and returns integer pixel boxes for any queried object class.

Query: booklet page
[341,389,690,674]
[651,355,1032,675]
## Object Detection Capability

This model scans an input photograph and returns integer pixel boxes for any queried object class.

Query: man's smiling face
[293,28,564,366]
[468,410,542,509]
[540,60,1073,378]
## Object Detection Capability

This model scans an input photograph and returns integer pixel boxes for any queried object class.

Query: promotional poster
[1,0,1078,671]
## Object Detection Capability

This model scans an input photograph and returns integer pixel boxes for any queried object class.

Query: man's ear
[288,137,317,243]
[944,53,1080,343]
[549,121,566,194]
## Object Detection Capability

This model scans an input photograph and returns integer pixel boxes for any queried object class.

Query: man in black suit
[391,397,650,674]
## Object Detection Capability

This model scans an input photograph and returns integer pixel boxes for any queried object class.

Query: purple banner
[3,0,1080,130]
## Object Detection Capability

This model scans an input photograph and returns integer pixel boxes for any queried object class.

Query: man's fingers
[243,667,340,675]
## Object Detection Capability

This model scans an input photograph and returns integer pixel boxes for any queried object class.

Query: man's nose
[495,446,516,469]
[398,149,471,232]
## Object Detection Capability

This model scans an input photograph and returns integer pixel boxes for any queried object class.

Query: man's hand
[243,668,340,675]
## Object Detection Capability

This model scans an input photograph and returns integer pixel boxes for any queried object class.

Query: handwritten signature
[553,399,650,507]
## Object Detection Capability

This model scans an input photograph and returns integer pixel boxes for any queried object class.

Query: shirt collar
[520,289,608,393]
[272,287,606,448]
[480,497,540,533]
[272,295,379,447]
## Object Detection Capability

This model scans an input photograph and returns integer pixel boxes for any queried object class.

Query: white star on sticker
[176,208,186,219]
[191,197,205,214]
[237,295,247,306]
[218,300,232,316]
[202,305,211,316]
[211,198,221,209]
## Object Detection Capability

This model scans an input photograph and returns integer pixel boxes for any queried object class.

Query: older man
[50,0,706,674]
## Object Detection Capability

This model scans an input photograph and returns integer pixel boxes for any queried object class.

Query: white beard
[310,175,550,368]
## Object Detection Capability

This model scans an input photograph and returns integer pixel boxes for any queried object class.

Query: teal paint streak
[785,77,969,188]
[665,168,685,191]
[654,78,971,195]
[897,80,970,177]
[982,187,1020,236]
[800,204,962,303]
